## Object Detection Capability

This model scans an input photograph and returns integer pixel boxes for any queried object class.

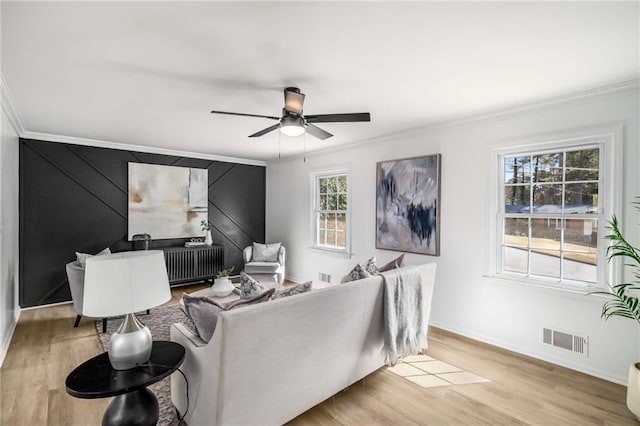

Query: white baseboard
[429,319,627,386]
[0,309,20,367]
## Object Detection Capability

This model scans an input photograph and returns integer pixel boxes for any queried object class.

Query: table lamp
[83,250,171,370]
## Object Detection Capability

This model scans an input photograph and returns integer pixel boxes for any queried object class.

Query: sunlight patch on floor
[387,355,489,388]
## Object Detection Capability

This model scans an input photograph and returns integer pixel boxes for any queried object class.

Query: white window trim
[488,125,623,293]
[309,168,352,257]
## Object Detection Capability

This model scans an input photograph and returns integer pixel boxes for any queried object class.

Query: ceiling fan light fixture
[280,115,306,137]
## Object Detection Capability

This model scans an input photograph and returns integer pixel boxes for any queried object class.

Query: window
[496,140,610,289]
[313,172,349,252]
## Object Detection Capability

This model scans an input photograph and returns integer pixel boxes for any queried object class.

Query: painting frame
[128,162,208,241]
[375,153,441,256]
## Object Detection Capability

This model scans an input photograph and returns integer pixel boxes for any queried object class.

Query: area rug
[96,305,194,426]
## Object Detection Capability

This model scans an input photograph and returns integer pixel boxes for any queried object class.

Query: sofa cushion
[240,273,267,299]
[183,289,275,342]
[244,261,281,273]
[252,242,281,262]
[272,281,312,300]
[378,253,406,272]
[75,247,111,268]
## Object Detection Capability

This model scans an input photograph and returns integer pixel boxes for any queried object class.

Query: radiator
[162,245,224,285]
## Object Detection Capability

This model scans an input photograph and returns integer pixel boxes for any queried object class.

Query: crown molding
[1,73,265,166]
[1,73,26,136]
[20,131,267,166]
[269,77,640,164]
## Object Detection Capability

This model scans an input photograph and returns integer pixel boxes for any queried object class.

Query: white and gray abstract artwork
[128,163,208,240]
[376,154,441,255]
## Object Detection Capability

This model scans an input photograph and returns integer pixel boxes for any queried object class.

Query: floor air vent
[542,328,588,356]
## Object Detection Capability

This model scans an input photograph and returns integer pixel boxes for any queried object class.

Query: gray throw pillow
[378,253,406,272]
[272,281,312,300]
[341,263,372,283]
[362,256,379,275]
[226,288,275,308]
[182,295,227,343]
[183,289,275,342]
[240,273,267,299]
[251,242,281,262]
[75,247,111,268]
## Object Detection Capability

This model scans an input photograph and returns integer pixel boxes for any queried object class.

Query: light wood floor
[1,282,635,425]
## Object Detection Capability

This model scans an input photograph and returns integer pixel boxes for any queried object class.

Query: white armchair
[242,243,285,285]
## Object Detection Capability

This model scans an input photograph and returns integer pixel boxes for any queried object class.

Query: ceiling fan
[210,87,370,140]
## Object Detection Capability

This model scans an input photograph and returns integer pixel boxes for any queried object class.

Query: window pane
[504,218,529,247]
[337,175,347,193]
[326,213,336,230]
[504,156,530,184]
[564,219,598,255]
[336,213,346,231]
[532,153,563,182]
[319,177,327,194]
[326,230,336,246]
[503,246,528,274]
[563,256,597,283]
[319,212,326,230]
[530,250,560,279]
[336,231,346,248]
[532,184,562,213]
[338,194,348,211]
[504,185,530,213]
[531,218,561,250]
[565,183,598,213]
[326,177,337,194]
[327,194,337,210]
[319,230,326,245]
[320,194,328,210]
[566,149,599,181]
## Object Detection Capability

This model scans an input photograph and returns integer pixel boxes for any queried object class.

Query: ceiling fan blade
[248,123,281,138]
[210,110,280,120]
[305,123,333,140]
[284,87,305,114]
[304,112,371,123]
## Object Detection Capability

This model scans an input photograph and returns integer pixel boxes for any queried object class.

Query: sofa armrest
[171,323,207,348]
[243,246,253,264]
[277,245,286,266]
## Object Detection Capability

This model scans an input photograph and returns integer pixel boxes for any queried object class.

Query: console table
[162,245,223,285]
[65,341,185,426]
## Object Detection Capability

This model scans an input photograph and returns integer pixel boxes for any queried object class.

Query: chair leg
[102,318,107,333]
[146,309,150,315]
[73,315,81,328]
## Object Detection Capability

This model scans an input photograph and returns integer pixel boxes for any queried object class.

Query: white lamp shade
[83,250,171,317]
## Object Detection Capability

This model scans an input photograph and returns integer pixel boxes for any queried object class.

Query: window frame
[490,127,622,292]
[311,169,351,255]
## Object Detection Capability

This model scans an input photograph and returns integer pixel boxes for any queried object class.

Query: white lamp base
[108,313,152,370]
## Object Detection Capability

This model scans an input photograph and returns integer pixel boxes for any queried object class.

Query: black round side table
[66,341,185,426]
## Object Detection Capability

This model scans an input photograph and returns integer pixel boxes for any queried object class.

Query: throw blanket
[381,266,426,365]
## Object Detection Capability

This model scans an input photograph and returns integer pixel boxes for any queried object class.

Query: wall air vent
[319,272,332,283]
[542,327,588,356]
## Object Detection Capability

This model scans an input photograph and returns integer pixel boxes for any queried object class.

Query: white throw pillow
[75,247,111,268]
[251,242,281,262]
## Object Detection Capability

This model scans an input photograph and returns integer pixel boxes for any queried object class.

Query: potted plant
[591,204,640,419]
[211,266,235,297]
[201,220,213,246]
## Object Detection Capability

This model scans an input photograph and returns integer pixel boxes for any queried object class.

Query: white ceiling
[2,1,638,161]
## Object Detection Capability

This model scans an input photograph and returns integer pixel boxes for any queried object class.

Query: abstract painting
[376,154,441,255]
[128,163,208,240]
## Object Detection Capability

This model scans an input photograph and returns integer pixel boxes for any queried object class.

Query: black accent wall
[19,138,265,308]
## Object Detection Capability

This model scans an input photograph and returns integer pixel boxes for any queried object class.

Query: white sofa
[170,262,437,426]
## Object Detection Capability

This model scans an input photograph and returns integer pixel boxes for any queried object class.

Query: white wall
[0,103,19,365]
[266,87,640,384]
